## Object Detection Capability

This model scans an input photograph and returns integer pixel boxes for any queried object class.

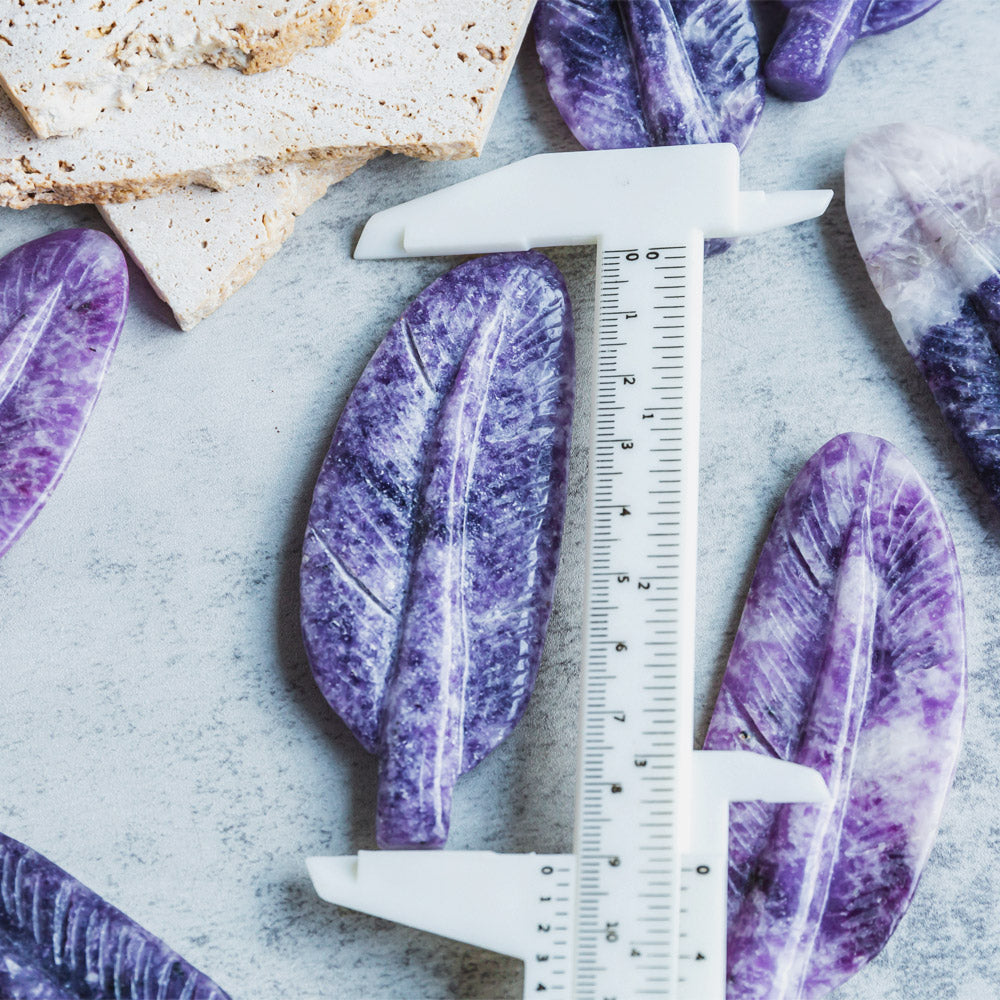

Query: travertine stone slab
[99,156,371,330]
[0,0,535,208]
[0,1,382,138]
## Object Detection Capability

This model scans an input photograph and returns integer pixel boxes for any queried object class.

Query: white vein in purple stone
[846,122,1000,509]
[765,0,942,101]
[300,252,574,849]
[704,433,965,1000]
[0,831,230,999]
[0,229,128,559]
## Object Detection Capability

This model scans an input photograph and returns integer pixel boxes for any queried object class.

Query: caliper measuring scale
[307,145,833,999]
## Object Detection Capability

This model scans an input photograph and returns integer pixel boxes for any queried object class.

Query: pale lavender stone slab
[300,252,574,848]
[704,433,965,999]
[764,0,943,101]
[0,228,128,559]
[845,122,1000,510]
[0,831,230,1000]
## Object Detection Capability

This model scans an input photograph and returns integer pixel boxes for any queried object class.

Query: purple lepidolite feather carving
[704,433,965,999]
[0,229,127,560]
[846,122,1000,510]
[300,252,575,848]
[0,831,229,999]
[764,1,943,101]
[533,0,764,152]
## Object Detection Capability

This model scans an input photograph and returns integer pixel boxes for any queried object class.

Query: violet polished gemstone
[0,228,128,559]
[0,831,230,999]
[704,433,965,999]
[845,122,1000,509]
[533,0,764,152]
[300,252,575,849]
[765,0,942,101]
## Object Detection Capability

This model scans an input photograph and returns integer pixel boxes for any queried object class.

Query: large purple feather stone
[846,122,1000,510]
[704,433,965,999]
[0,229,128,559]
[765,0,943,101]
[0,832,229,999]
[300,252,575,848]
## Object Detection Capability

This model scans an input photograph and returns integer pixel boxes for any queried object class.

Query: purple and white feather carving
[765,1,943,101]
[0,831,229,999]
[704,433,965,999]
[533,0,764,153]
[0,229,127,560]
[300,252,575,849]
[846,122,1000,509]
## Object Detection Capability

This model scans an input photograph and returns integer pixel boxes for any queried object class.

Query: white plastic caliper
[308,145,833,1000]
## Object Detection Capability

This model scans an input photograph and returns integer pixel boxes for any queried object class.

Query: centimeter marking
[572,240,702,999]
[525,858,576,995]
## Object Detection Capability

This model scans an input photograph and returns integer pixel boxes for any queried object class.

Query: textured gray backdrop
[0,3,996,997]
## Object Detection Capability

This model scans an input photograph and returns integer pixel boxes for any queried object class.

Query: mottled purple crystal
[300,252,575,848]
[0,831,229,999]
[765,0,942,101]
[0,229,127,559]
[845,122,1000,510]
[533,0,764,152]
[704,433,965,999]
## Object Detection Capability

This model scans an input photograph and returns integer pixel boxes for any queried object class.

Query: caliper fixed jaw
[307,850,573,960]
[308,849,578,997]
[354,145,831,259]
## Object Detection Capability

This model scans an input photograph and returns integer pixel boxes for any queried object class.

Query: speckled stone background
[0,3,996,997]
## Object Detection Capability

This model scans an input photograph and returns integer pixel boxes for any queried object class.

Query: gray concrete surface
[0,3,996,996]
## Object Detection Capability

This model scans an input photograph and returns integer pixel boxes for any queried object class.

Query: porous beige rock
[99,156,372,330]
[0,1,382,138]
[0,0,535,208]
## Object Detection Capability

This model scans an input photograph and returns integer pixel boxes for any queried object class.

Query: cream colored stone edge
[0,0,536,208]
[98,156,372,330]
[0,1,382,138]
